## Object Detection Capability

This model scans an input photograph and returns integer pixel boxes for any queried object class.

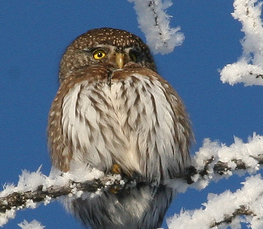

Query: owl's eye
[130,53,137,62]
[93,49,107,60]
[129,50,140,62]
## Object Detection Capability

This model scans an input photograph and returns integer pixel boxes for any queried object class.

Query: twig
[185,154,263,184]
[210,205,255,228]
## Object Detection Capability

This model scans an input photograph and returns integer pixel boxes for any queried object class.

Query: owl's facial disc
[90,45,127,69]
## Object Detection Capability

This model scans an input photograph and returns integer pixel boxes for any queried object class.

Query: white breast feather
[62,73,181,181]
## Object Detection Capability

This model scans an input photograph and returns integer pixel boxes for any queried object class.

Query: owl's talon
[109,164,124,194]
[109,185,122,194]
[111,163,122,174]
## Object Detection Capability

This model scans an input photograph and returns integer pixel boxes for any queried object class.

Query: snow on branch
[172,133,263,193]
[18,220,45,229]
[168,174,263,229]
[1,135,263,227]
[0,168,122,227]
[168,134,263,229]
[220,0,263,86]
[128,0,184,54]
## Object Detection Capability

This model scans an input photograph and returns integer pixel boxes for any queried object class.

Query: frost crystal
[220,0,263,86]
[167,175,263,229]
[18,220,45,229]
[128,0,184,54]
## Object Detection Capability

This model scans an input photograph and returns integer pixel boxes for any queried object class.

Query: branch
[220,0,263,86]
[1,153,263,213]
[193,153,263,178]
[0,178,104,213]
[220,62,263,86]
[210,205,255,228]
[1,134,262,227]
[169,134,262,194]
[167,134,263,228]
[0,172,131,213]
[168,174,263,229]
[0,170,130,227]
[18,220,45,229]
[128,0,184,54]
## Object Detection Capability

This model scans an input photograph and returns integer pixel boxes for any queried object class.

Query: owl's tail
[65,184,174,229]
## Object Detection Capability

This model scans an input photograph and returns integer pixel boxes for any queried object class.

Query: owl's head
[59,28,157,82]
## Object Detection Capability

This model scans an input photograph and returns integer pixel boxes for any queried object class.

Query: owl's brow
[78,47,93,53]
[81,44,114,52]
[125,46,141,52]
[79,47,105,54]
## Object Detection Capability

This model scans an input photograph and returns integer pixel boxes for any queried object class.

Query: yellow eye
[93,49,106,60]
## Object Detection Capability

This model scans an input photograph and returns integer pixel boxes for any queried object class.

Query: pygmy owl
[48,27,192,229]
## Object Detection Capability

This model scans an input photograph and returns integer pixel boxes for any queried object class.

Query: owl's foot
[111,163,141,181]
[110,163,139,194]
[108,164,123,194]
[111,163,122,174]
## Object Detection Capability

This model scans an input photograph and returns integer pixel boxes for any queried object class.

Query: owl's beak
[115,53,125,69]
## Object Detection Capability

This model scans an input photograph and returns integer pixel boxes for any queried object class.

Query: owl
[48,28,192,229]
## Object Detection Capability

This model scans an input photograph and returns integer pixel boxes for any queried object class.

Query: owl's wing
[159,75,193,170]
[109,69,193,180]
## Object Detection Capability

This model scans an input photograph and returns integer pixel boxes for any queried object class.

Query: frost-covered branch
[18,220,45,229]
[0,169,126,227]
[0,176,109,213]
[168,174,263,229]
[172,133,263,193]
[220,0,263,86]
[1,134,262,227]
[167,134,263,229]
[210,205,255,228]
[128,0,184,54]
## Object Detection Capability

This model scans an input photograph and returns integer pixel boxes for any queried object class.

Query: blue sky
[1,1,263,228]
